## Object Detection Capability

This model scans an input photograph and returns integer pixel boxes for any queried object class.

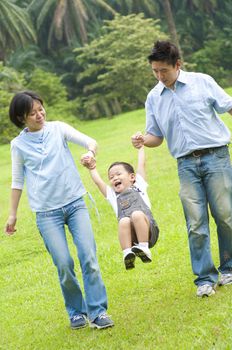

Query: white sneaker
[218,273,232,286]
[131,245,152,263]
[196,284,216,297]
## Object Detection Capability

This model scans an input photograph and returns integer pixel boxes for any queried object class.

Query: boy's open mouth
[114,180,121,189]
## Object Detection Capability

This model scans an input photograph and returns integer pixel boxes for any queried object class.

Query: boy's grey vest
[116,187,153,221]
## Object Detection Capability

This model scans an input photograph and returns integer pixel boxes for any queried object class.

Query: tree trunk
[162,0,183,60]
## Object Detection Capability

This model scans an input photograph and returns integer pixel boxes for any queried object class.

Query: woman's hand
[5,215,17,235]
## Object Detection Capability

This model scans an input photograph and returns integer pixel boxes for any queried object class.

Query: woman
[5,91,114,330]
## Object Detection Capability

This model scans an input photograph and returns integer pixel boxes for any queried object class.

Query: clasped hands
[81,151,96,170]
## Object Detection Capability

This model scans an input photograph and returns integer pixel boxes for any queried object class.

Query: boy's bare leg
[131,211,152,263]
[118,217,132,249]
[131,211,150,242]
[118,217,135,269]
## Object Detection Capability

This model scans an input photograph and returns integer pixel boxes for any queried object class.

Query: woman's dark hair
[108,162,135,174]
[9,91,43,128]
[147,40,180,66]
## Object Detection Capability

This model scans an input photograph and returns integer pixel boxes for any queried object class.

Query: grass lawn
[1,107,232,350]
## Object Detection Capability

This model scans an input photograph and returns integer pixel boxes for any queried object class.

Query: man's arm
[131,132,163,149]
[144,133,163,147]
[5,189,22,235]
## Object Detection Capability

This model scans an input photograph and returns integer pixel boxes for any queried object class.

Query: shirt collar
[158,69,187,95]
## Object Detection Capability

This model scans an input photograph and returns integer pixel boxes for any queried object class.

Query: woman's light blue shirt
[145,70,232,158]
[11,121,93,212]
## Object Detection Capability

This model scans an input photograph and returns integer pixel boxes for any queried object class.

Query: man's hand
[131,131,145,149]
[5,215,17,236]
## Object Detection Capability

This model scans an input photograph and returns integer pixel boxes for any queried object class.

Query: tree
[0,63,26,143]
[0,0,36,61]
[108,0,157,17]
[162,0,181,54]
[28,0,116,51]
[74,14,167,119]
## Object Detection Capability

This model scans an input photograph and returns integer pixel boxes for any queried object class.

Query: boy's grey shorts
[149,218,159,248]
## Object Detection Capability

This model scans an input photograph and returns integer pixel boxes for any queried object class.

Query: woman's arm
[60,121,97,167]
[5,189,22,235]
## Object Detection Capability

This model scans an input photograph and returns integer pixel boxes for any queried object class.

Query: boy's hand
[131,132,145,149]
[81,152,96,170]
[5,215,17,236]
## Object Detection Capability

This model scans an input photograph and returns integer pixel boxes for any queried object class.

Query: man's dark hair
[148,40,180,66]
[108,162,135,174]
[9,91,43,128]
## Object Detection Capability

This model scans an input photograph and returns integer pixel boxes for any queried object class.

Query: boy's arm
[89,168,107,198]
[136,146,146,180]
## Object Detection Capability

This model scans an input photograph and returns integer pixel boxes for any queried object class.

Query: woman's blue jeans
[177,146,232,286]
[36,197,108,321]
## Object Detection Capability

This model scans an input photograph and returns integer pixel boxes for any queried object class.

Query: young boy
[81,146,159,270]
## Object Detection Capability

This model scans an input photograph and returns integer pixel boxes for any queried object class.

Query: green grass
[1,109,232,350]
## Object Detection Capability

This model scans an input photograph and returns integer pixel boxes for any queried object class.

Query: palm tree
[162,0,180,49]
[108,0,157,17]
[0,0,36,61]
[28,0,116,50]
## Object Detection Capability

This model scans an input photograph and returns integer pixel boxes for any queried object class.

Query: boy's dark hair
[148,40,180,66]
[9,91,43,128]
[108,162,135,174]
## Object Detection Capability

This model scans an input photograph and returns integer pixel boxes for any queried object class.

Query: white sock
[123,248,132,257]
[138,242,149,249]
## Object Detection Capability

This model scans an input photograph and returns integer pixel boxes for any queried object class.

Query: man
[132,40,232,297]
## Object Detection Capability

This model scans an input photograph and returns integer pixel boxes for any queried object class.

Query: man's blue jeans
[36,197,108,321]
[177,146,232,286]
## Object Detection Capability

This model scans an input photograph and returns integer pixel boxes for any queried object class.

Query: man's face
[151,60,181,89]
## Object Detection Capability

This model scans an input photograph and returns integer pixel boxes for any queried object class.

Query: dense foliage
[74,14,166,119]
[0,0,232,143]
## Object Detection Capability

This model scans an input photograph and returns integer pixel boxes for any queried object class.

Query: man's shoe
[196,284,216,297]
[70,314,88,329]
[124,251,136,270]
[131,245,152,263]
[90,313,114,329]
[218,273,232,286]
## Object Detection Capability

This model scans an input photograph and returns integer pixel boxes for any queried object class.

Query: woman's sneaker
[124,251,136,270]
[90,313,114,329]
[218,273,232,286]
[196,284,216,297]
[131,245,152,263]
[70,314,88,329]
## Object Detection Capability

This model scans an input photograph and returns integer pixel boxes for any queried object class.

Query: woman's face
[25,100,46,132]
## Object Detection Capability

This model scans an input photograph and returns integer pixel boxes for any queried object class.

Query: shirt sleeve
[106,185,118,216]
[205,75,232,113]
[11,143,24,190]
[145,95,163,137]
[135,173,151,209]
[57,121,96,148]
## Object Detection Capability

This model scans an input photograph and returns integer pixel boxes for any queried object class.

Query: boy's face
[108,165,135,193]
